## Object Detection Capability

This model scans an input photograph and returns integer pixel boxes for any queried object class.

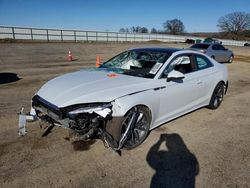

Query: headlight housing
[67,103,112,118]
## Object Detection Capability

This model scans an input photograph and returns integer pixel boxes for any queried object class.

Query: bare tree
[163,19,185,34]
[140,27,148,33]
[217,12,250,35]
[119,28,126,33]
[130,26,136,33]
[119,28,130,33]
[151,28,157,34]
[135,26,142,33]
[120,26,149,33]
[130,26,148,33]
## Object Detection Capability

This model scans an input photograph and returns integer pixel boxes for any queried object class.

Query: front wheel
[228,55,234,63]
[122,106,151,149]
[208,82,225,110]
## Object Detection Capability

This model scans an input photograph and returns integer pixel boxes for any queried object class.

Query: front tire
[122,106,151,149]
[208,82,225,110]
[228,55,234,63]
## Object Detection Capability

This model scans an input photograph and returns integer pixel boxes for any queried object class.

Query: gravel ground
[0,42,249,188]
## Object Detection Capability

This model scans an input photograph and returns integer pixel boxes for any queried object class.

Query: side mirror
[166,70,185,82]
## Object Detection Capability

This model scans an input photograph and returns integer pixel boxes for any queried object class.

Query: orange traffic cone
[96,55,101,68]
[68,51,73,61]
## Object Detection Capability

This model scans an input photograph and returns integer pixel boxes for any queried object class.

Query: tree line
[119,18,185,35]
[118,11,250,40]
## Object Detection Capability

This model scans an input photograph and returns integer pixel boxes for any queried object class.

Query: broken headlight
[67,103,112,118]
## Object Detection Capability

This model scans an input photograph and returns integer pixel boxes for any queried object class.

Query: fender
[111,87,162,127]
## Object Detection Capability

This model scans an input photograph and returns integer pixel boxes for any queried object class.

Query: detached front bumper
[18,107,37,136]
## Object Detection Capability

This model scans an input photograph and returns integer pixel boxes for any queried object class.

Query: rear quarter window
[196,55,213,70]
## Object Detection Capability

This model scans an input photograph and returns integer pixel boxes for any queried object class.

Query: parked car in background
[26,48,228,151]
[190,43,234,63]
[244,42,250,47]
[203,37,221,44]
[185,39,195,44]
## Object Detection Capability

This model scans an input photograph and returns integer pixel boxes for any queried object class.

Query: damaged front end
[23,95,130,151]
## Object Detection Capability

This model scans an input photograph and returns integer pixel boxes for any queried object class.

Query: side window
[218,45,225,50]
[196,55,213,70]
[169,55,194,74]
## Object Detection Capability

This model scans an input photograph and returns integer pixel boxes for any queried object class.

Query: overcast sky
[0,0,250,32]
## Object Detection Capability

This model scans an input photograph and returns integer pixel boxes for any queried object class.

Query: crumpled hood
[36,69,158,107]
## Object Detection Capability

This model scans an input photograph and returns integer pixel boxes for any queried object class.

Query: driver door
[155,54,205,124]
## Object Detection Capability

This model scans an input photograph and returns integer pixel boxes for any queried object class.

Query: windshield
[99,50,172,79]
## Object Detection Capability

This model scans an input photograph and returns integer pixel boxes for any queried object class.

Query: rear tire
[208,82,225,110]
[122,106,151,149]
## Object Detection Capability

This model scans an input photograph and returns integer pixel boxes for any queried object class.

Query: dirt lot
[0,42,250,188]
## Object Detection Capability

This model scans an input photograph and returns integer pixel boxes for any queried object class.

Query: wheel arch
[218,80,228,94]
[106,99,155,146]
[207,80,226,109]
[111,89,160,128]
[123,104,152,118]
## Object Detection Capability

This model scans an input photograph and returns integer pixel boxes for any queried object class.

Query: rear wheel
[122,106,151,149]
[208,82,225,110]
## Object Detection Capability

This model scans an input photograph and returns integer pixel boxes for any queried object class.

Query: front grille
[32,95,62,117]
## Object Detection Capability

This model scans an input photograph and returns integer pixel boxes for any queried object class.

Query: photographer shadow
[147,133,199,188]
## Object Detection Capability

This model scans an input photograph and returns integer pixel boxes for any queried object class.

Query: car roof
[129,47,181,53]
[129,47,209,56]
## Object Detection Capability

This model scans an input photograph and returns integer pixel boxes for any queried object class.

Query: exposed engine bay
[28,95,135,152]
